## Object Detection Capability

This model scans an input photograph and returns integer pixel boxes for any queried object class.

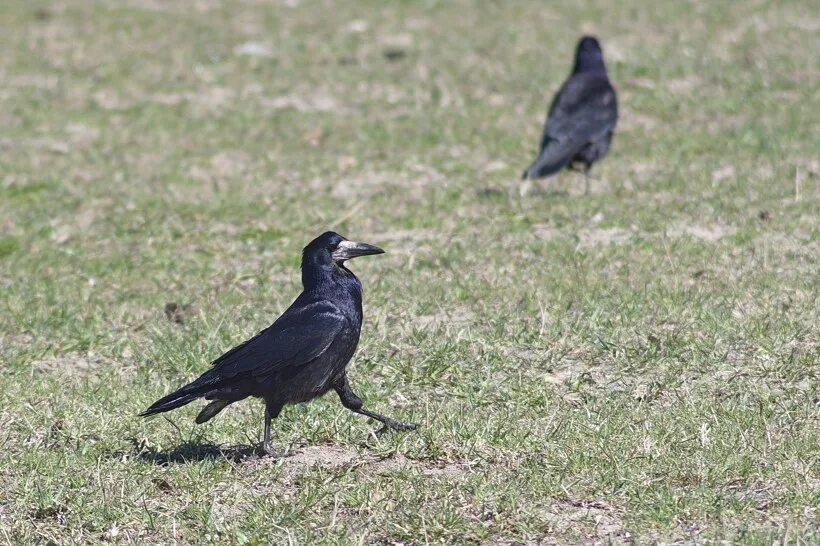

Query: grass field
[1,0,818,543]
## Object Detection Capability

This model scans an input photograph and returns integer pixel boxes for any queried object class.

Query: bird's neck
[573,56,606,74]
[302,263,363,305]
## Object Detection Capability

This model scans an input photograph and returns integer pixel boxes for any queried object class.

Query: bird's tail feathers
[139,375,216,417]
[525,138,579,179]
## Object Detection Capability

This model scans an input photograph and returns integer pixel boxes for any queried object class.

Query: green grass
[1,0,818,543]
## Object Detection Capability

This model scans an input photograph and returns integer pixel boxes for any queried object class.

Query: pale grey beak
[331,240,385,262]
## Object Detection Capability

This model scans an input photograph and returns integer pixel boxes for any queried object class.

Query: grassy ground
[1,0,818,543]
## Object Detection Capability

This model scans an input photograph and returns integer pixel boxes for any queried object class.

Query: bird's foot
[380,419,419,433]
[352,407,419,434]
[519,177,533,198]
[261,441,276,457]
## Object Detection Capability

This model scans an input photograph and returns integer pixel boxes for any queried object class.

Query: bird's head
[302,231,384,269]
[573,35,606,73]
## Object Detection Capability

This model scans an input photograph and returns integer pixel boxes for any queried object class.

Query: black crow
[141,231,416,455]
[522,36,618,194]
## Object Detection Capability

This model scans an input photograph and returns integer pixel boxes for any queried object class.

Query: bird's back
[543,72,617,150]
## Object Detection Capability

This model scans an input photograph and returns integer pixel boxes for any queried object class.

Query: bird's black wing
[209,300,347,379]
[543,73,616,151]
[526,73,616,177]
[139,300,347,417]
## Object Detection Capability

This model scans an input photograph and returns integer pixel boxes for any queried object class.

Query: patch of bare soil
[495,344,619,404]
[48,203,98,244]
[546,499,629,545]
[667,222,736,242]
[234,42,274,58]
[149,87,236,117]
[532,224,565,241]
[667,76,703,95]
[491,499,629,545]
[618,111,660,132]
[711,165,736,183]
[26,123,100,155]
[367,452,471,477]
[577,227,635,248]
[259,92,345,113]
[627,160,663,183]
[537,219,739,249]
[533,224,636,247]
[371,229,439,244]
[278,445,358,478]
[249,445,473,482]
[0,332,34,351]
[91,90,133,111]
[201,150,254,180]
[414,306,473,330]
[318,168,442,201]
[31,352,134,382]
[123,0,220,12]
[370,228,439,255]
[8,73,60,91]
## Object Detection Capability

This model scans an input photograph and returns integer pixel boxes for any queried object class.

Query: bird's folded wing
[544,75,616,150]
[209,301,347,378]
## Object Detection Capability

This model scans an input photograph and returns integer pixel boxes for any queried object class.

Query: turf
[0,0,818,543]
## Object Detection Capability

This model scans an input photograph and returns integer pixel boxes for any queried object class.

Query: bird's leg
[263,406,272,455]
[334,375,417,432]
[262,402,282,455]
[519,172,533,199]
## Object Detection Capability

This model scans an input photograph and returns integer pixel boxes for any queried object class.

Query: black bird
[141,232,417,455]
[522,36,618,194]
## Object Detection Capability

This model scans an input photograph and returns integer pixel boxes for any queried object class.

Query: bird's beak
[332,240,385,262]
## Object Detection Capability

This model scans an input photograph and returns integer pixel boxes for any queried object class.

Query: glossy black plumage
[523,36,618,191]
[141,231,416,454]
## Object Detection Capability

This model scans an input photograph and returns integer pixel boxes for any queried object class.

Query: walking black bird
[522,36,618,195]
[141,231,417,455]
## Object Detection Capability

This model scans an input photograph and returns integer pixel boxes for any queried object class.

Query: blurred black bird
[141,231,417,455]
[522,36,618,194]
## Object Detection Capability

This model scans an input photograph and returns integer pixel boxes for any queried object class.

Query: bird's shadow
[513,178,574,199]
[124,438,264,465]
[121,424,409,465]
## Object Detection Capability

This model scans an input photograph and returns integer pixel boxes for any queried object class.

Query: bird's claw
[262,442,275,457]
[381,420,418,433]
[393,422,418,431]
